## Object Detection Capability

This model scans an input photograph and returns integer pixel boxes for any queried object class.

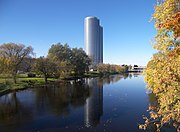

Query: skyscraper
[84,17,103,65]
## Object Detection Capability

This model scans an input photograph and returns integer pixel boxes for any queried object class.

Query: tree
[97,64,126,74]
[48,43,73,78]
[0,57,8,74]
[71,48,91,76]
[97,64,108,74]
[48,43,72,62]
[134,65,138,67]
[18,57,36,73]
[139,0,180,131]
[33,57,58,83]
[0,43,34,83]
[58,60,73,78]
[47,43,91,78]
[152,0,180,51]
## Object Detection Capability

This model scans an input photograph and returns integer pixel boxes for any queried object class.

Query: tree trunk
[12,73,17,84]
[45,77,48,84]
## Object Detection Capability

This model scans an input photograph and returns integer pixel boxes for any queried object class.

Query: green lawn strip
[84,71,100,77]
[17,77,58,86]
[18,77,45,82]
[84,73,99,77]
[17,73,28,78]
[0,77,58,94]
[0,74,11,78]
[0,78,6,83]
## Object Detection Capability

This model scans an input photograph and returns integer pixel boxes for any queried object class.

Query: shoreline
[0,72,142,97]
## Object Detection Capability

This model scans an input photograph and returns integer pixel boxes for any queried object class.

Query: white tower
[84,17,103,65]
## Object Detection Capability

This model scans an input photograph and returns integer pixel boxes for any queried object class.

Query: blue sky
[0,0,157,66]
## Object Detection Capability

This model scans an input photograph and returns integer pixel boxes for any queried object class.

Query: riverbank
[0,77,57,96]
[0,71,128,96]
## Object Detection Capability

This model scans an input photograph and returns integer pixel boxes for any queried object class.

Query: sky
[0,0,157,66]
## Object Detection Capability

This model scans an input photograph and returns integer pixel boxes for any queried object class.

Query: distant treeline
[0,42,129,83]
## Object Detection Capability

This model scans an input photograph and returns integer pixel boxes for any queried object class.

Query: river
[0,73,150,132]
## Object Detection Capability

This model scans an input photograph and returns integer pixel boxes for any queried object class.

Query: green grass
[0,77,58,94]
[17,73,28,78]
[0,71,117,94]
[18,77,44,81]
[0,78,9,83]
[0,74,11,79]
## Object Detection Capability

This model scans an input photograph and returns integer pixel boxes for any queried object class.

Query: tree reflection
[36,84,72,116]
[71,83,90,107]
[0,80,90,130]
[0,92,33,126]
[101,74,124,85]
[35,81,90,116]
[0,74,128,130]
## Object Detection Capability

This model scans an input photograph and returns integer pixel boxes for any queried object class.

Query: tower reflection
[84,78,103,128]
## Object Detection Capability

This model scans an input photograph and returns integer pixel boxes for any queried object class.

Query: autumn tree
[0,43,34,83]
[58,61,73,78]
[47,43,91,78]
[33,57,58,83]
[139,0,180,131]
[19,57,36,73]
[97,64,127,75]
[0,57,8,74]
[48,43,72,62]
[48,43,72,78]
[71,48,91,76]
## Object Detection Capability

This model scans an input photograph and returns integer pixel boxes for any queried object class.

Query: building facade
[84,17,103,65]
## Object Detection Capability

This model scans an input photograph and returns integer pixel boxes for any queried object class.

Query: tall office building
[84,17,103,65]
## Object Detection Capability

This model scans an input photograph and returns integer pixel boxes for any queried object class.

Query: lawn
[0,76,58,93]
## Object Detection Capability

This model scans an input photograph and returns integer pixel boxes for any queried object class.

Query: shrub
[27,73,36,77]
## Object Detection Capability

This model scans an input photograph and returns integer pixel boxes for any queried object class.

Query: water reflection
[34,83,90,116]
[101,74,124,85]
[84,78,103,128]
[0,92,33,127]
[128,73,142,78]
[0,75,127,131]
[0,82,90,130]
[84,75,124,128]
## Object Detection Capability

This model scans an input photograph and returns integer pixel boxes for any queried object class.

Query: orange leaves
[153,0,180,51]
[143,46,180,130]
[142,0,180,131]
[158,12,180,39]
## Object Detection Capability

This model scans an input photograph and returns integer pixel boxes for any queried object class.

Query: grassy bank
[60,71,120,80]
[0,71,126,96]
[0,77,58,96]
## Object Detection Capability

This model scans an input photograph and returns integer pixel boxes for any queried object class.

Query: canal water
[0,73,150,132]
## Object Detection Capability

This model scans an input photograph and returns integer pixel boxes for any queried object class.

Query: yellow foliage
[152,0,180,52]
[140,0,180,131]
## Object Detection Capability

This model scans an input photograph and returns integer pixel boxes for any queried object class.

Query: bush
[27,73,36,77]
